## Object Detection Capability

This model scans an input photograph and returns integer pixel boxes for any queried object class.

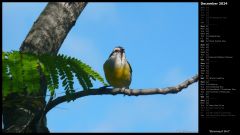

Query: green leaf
[2,51,107,102]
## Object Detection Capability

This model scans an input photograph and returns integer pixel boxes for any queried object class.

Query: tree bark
[3,2,87,133]
[20,2,87,55]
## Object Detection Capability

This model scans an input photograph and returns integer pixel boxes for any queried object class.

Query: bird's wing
[108,51,114,58]
[127,61,132,73]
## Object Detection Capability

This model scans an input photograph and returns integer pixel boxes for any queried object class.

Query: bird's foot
[121,87,127,97]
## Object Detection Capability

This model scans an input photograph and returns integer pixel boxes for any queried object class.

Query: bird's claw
[122,87,126,96]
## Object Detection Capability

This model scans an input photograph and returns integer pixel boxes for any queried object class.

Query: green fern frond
[2,51,106,102]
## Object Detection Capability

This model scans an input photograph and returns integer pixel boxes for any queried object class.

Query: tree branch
[20,2,87,55]
[45,74,198,113]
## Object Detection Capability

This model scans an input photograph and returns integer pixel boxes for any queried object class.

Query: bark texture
[3,2,87,133]
[20,2,87,55]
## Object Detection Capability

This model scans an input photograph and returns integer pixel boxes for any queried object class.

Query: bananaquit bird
[103,46,132,89]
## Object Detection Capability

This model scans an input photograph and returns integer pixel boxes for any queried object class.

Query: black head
[108,46,125,58]
[113,46,125,53]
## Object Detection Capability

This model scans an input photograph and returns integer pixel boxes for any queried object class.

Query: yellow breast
[103,60,132,88]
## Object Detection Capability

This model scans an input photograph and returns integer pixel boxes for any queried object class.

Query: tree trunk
[3,2,87,133]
